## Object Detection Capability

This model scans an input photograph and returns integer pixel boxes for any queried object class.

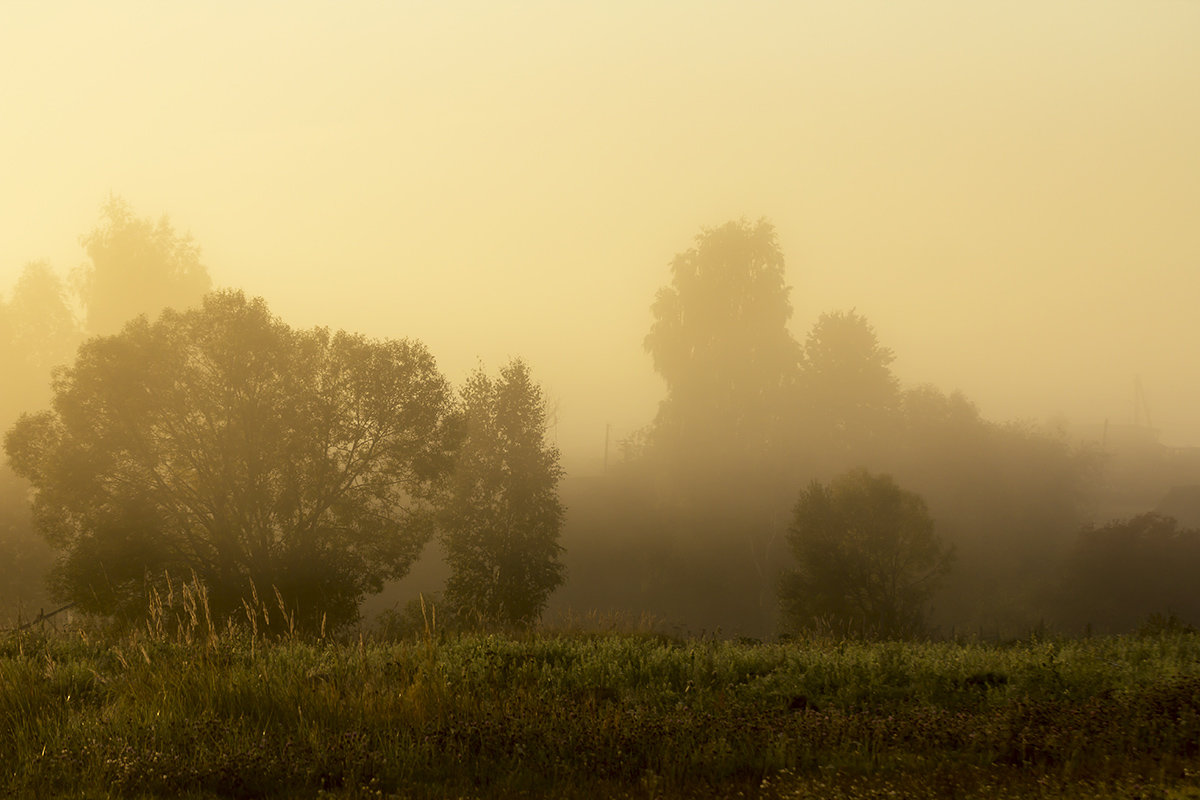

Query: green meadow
[3,613,1200,799]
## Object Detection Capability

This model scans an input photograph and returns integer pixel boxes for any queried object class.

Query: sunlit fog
[3,1,1200,641]
[3,2,1197,468]
[6,9,1200,795]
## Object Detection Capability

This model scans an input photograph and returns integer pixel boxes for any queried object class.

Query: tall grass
[2,589,1200,798]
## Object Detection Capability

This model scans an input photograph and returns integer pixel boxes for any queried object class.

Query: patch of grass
[3,618,1200,798]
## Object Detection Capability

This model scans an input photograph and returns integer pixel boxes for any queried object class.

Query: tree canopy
[0,262,82,428]
[780,469,952,638]
[644,219,800,466]
[1062,513,1200,633]
[439,359,565,627]
[800,310,899,455]
[4,291,458,631]
[75,196,211,336]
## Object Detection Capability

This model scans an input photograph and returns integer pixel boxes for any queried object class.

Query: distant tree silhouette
[0,262,82,624]
[439,359,565,627]
[1063,512,1200,633]
[634,219,806,634]
[4,291,457,632]
[644,219,800,468]
[0,262,82,425]
[75,196,211,336]
[0,466,53,625]
[884,385,1097,633]
[780,469,952,639]
[800,310,899,457]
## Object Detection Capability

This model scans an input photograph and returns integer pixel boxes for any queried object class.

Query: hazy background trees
[644,219,800,478]
[876,390,1096,634]
[800,311,901,466]
[1,202,1193,639]
[616,218,805,634]
[555,217,1107,639]
[75,196,212,337]
[0,198,212,627]
[0,262,81,423]
[1059,513,1200,634]
[0,262,83,620]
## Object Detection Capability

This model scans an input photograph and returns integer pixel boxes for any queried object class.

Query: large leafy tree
[4,291,457,631]
[644,219,800,466]
[75,196,211,336]
[780,469,952,639]
[439,359,565,628]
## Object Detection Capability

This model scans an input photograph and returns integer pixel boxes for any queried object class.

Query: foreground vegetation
[3,616,1200,799]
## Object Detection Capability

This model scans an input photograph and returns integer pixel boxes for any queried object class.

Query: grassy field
[3,611,1200,799]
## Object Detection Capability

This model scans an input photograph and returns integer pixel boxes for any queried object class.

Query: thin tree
[439,359,565,628]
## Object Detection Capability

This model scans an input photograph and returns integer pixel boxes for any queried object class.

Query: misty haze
[2,3,1199,798]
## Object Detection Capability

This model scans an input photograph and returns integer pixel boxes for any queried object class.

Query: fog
[3,3,1200,637]
[3,1,1198,473]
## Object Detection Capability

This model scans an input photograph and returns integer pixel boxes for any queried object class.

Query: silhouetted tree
[780,469,952,638]
[75,196,211,336]
[644,218,800,468]
[4,291,457,631]
[439,360,565,627]
[0,466,54,624]
[1062,512,1200,633]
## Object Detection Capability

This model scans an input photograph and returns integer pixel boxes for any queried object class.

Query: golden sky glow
[3,1,1198,469]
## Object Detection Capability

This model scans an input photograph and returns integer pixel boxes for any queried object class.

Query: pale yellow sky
[3,1,1199,469]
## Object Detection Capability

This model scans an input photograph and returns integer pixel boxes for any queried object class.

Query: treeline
[551,219,1200,638]
[3,206,1198,639]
